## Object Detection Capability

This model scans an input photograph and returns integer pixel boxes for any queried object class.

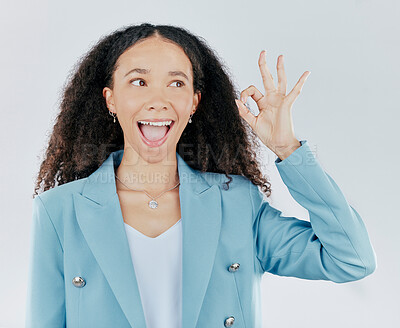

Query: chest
[116,188,181,239]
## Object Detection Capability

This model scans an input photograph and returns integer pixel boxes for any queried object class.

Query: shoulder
[201,170,259,206]
[34,177,89,230]
[201,171,264,226]
[199,171,253,191]
[37,177,88,205]
[203,171,267,211]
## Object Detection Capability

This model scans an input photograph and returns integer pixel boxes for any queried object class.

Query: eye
[130,79,146,86]
[170,80,185,87]
[129,79,185,87]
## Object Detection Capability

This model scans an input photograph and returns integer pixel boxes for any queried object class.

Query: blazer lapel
[73,149,222,328]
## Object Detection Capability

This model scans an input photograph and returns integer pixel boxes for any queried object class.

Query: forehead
[116,37,193,78]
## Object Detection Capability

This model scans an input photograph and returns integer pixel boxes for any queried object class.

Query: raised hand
[235,50,311,160]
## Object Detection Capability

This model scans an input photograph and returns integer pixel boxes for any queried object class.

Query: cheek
[114,85,140,108]
[173,94,194,112]
[115,97,142,121]
[117,93,139,109]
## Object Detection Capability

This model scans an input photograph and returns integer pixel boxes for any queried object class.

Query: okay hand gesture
[235,50,311,160]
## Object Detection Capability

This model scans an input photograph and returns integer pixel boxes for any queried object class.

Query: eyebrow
[123,68,189,81]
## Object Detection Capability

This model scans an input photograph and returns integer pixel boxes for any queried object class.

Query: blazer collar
[72,150,222,328]
[81,149,211,205]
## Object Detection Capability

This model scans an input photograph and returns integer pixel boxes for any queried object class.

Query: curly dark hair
[32,23,272,198]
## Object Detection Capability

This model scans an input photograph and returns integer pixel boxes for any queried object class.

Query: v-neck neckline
[124,218,182,240]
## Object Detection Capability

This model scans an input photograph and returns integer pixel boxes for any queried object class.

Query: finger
[235,99,257,130]
[240,85,266,111]
[276,55,287,95]
[258,50,276,92]
[286,71,311,105]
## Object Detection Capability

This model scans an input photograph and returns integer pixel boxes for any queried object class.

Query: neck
[115,146,179,194]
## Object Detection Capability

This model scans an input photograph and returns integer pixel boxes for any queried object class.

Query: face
[103,36,201,163]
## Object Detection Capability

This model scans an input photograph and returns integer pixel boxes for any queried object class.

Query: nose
[146,90,169,112]
[147,103,168,111]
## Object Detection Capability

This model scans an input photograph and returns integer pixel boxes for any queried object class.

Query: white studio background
[0,0,398,327]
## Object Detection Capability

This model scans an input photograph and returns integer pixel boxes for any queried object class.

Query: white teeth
[138,120,173,127]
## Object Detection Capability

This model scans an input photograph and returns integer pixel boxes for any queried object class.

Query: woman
[25,23,377,328]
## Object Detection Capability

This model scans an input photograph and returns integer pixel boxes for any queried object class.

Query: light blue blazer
[25,140,377,328]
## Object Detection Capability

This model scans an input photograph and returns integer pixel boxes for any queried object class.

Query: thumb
[235,99,256,130]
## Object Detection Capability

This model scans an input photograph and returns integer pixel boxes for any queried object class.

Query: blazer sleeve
[251,140,377,283]
[25,195,66,328]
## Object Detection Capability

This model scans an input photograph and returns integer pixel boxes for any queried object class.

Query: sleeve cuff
[274,140,316,167]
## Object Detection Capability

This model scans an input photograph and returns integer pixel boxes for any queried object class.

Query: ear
[103,87,116,113]
[192,91,201,114]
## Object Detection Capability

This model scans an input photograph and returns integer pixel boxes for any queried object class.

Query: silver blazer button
[228,263,240,272]
[224,316,235,327]
[72,276,86,288]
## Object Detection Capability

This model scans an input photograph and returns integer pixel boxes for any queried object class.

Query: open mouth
[137,120,175,147]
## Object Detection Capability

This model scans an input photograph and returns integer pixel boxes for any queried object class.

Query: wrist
[273,140,301,161]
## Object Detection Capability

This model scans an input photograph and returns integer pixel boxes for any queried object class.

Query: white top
[123,218,182,328]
